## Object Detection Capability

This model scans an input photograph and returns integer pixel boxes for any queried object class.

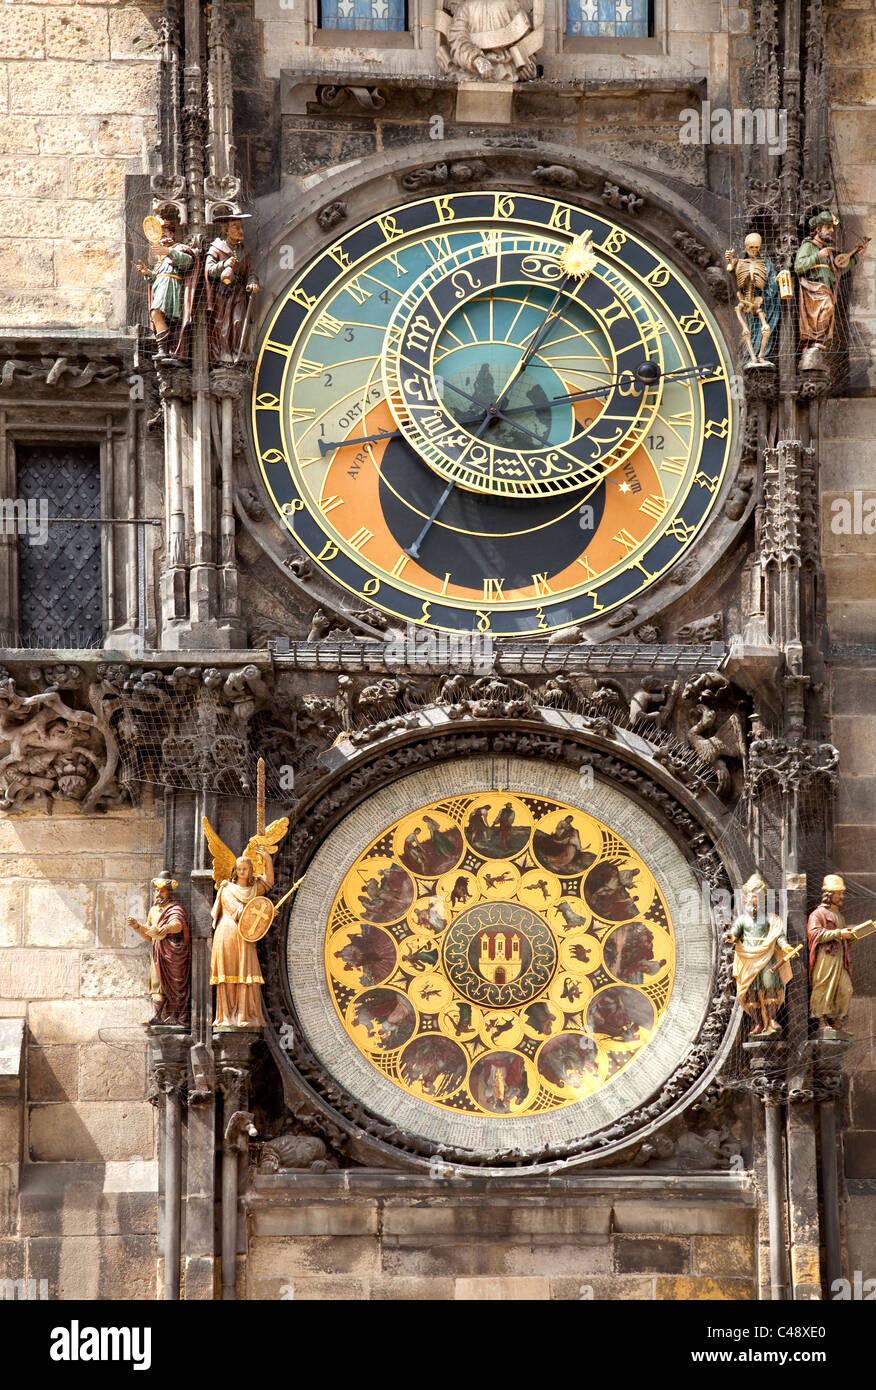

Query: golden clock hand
[491,277,573,410]
[498,362,717,418]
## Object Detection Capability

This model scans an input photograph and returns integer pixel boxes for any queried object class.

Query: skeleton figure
[725,233,780,367]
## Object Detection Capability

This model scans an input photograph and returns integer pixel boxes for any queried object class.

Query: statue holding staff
[128,871,191,1026]
[724,872,797,1039]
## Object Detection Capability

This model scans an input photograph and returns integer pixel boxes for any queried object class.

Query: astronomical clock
[251,192,736,636]
[251,181,743,1171]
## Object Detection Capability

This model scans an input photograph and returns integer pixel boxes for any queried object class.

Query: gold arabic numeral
[416,600,432,625]
[363,577,381,597]
[317,539,339,561]
[627,557,653,580]
[638,494,667,521]
[379,214,403,243]
[536,606,548,631]
[390,553,410,579]
[576,554,597,580]
[613,527,639,556]
[296,357,324,380]
[660,456,687,477]
[255,392,280,410]
[311,312,345,339]
[666,518,696,544]
[694,470,719,493]
[476,609,492,632]
[549,204,572,233]
[602,227,628,254]
[600,298,627,328]
[645,264,671,288]
[345,277,372,306]
[494,193,515,219]
[261,448,287,466]
[531,572,554,598]
[290,286,317,310]
[434,197,456,224]
[679,311,706,335]
[320,495,344,515]
[482,577,506,603]
[328,246,352,270]
[586,588,605,614]
[281,499,304,519]
[703,416,730,440]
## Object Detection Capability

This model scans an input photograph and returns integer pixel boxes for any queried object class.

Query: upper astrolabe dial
[382,228,667,500]
[252,192,737,635]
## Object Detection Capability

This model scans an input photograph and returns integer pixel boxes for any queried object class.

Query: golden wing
[202,815,236,890]
[243,817,290,879]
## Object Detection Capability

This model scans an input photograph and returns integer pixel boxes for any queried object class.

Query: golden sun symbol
[560,232,597,281]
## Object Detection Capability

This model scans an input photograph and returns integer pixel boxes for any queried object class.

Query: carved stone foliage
[602,181,644,216]
[260,726,738,1170]
[746,738,839,797]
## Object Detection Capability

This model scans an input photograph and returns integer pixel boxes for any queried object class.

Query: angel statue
[202,760,289,1031]
[435,0,543,82]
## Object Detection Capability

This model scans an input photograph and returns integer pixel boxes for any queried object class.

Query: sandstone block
[247,1271,369,1300]
[248,1235,378,1279]
[79,1042,145,1101]
[37,115,97,153]
[96,883,150,948]
[79,947,149,999]
[69,156,133,199]
[612,1200,754,1236]
[0,948,79,1000]
[108,6,159,59]
[0,7,46,59]
[455,1276,550,1299]
[0,197,58,237]
[655,1275,754,1300]
[0,237,53,289]
[27,1046,78,1102]
[0,815,161,856]
[0,1102,21,1163]
[370,1276,455,1300]
[97,115,144,155]
[45,6,109,58]
[28,998,145,1044]
[19,1165,157,1236]
[10,61,155,117]
[692,1235,755,1277]
[0,881,23,946]
[0,155,65,198]
[56,238,125,291]
[28,1100,154,1162]
[0,117,40,154]
[25,883,94,949]
[551,1274,654,1300]
[27,1233,157,1301]
[614,1235,690,1274]
[2,854,103,880]
[251,1205,378,1237]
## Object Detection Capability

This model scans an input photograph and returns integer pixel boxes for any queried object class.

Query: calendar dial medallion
[252,192,736,635]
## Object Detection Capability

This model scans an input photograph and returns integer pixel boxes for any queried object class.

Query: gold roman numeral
[483,577,506,602]
[348,526,373,552]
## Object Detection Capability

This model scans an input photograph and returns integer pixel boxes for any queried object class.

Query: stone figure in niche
[128,870,191,1026]
[202,770,289,1030]
[794,211,869,370]
[725,872,795,1038]
[135,209,198,362]
[205,212,260,364]
[807,873,874,1038]
[725,232,780,367]
[435,0,543,81]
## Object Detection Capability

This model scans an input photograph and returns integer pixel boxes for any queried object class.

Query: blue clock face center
[436,336,576,454]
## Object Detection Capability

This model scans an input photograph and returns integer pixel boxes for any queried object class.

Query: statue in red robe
[129,871,191,1026]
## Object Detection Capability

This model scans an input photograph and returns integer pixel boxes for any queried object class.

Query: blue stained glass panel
[320,0,406,30]
[566,0,649,36]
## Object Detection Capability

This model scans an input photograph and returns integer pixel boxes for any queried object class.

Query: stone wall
[0,0,159,329]
[243,1175,757,1300]
[0,802,164,1298]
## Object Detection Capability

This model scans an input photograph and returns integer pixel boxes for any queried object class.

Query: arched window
[566,0,652,36]
[318,0,407,30]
